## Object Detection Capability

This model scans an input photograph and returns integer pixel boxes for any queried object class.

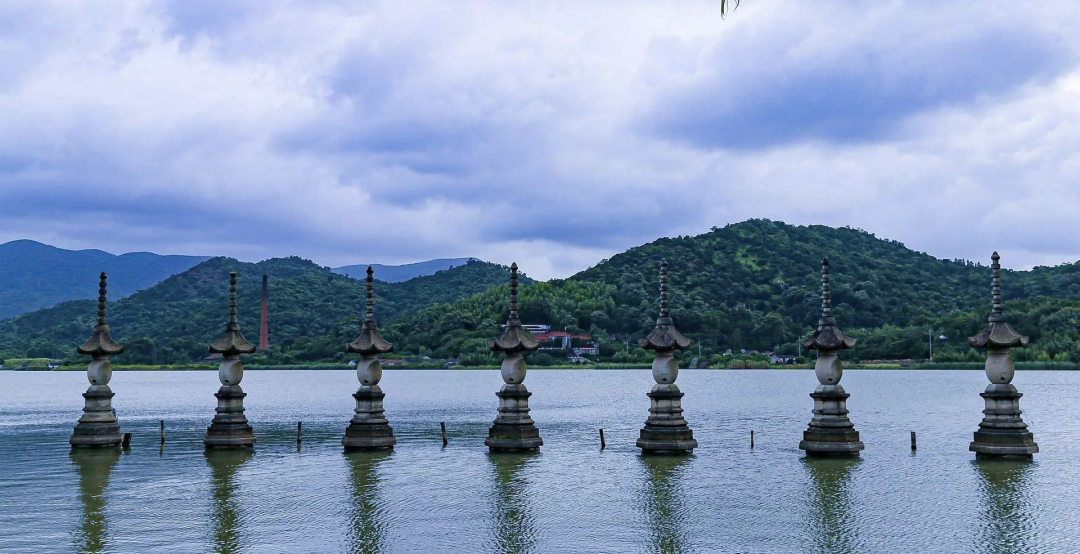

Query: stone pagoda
[968,252,1038,460]
[204,272,257,449]
[70,273,125,448]
[636,259,697,455]
[485,263,543,452]
[798,259,864,457]
[343,267,397,451]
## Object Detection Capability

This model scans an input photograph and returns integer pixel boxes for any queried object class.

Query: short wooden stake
[599,428,606,450]
[122,433,132,448]
[441,422,448,447]
[911,430,917,451]
[159,420,165,444]
[750,430,755,449]
[297,421,303,444]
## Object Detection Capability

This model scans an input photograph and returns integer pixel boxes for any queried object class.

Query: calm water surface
[1,369,1078,553]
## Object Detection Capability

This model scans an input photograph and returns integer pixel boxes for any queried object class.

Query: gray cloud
[0,1,1078,280]
[638,3,1070,149]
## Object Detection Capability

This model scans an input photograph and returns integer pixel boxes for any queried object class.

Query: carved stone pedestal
[637,384,697,455]
[344,385,396,451]
[486,384,543,452]
[970,384,1039,460]
[799,385,864,457]
[204,385,255,449]
[70,384,122,448]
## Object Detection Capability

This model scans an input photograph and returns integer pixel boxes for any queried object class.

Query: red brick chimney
[259,274,269,351]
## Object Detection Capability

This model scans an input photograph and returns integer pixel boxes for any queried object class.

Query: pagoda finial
[821,258,832,322]
[228,271,239,327]
[349,267,393,355]
[78,272,123,356]
[640,259,691,351]
[801,258,856,352]
[97,272,108,327]
[969,252,1028,349]
[365,266,375,325]
[659,259,670,320]
[490,262,539,353]
[991,252,1003,318]
[209,271,256,356]
[510,262,520,322]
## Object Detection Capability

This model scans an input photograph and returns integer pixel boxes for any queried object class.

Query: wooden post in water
[599,428,606,450]
[751,430,755,449]
[911,431,917,451]
[160,420,165,444]
[441,422,448,447]
[122,433,132,448]
[297,421,302,444]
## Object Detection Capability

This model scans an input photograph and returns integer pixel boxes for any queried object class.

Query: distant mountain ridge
[333,258,478,282]
[0,240,210,320]
[0,239,485,320]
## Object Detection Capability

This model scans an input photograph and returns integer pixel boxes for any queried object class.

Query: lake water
[1,369,1078,553]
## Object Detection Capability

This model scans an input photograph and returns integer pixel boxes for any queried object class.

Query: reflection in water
[70,449,122,553]
[487,453,538,554]
[205,449,254,554]
[345,451,392,554]
[802,458,858,554]
[639,456,691,554]
[976,461,1035,554]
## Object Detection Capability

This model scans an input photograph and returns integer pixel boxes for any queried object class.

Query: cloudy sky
[1,1,1078,280]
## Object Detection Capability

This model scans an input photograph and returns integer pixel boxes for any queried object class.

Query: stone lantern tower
[798,259,864,457]
[343,266,396,451]
[204,272,257,449]
[636,259,697,455]
[968,252,1038,460]
[70,272,125,448]
[485,263,543,452]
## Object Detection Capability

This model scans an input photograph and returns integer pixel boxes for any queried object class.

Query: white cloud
[0,0,1077,279]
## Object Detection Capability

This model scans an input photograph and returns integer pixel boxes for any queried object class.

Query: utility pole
[929,329,933,363]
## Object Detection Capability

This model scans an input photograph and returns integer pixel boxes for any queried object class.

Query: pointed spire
[209,272,256,356]
[228,271,238,327]
[97,272,108,327]
[641,259,691,351]
[509,262,520,322]
[78,272,124,356]
[365,266,375,324]
[802,258,856,351]
[991,251,1004,319]
[970,252,1028,349]
[349,266,393,355]
[658,259,671,322]
[490,262,539,353]
[821,258,833,323]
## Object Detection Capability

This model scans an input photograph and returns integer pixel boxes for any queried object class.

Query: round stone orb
[652,353,678,384]
[815,353,842,385]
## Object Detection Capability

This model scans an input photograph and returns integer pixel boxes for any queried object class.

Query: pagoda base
[204,385,255,449]
[637,384,697,455]
[799,385,864,457]
[70,385,122,448]
[970,384,1038,460]
[344,386,396,451]
[486,384,543,452]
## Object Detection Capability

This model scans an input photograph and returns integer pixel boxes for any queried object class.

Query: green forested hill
[0,257,521,364]
[4,219,1080,365]
[384,220,1080,364]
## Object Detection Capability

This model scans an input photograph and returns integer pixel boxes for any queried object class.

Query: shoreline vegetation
[10,221,1080,371]
[7,361,1080,371]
